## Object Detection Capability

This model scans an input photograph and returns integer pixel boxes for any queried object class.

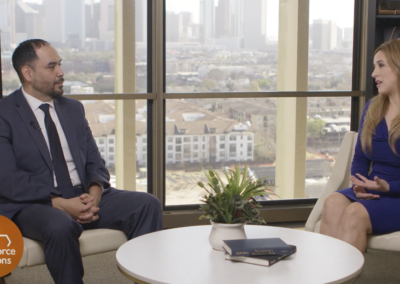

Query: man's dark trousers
[12,187,162,284]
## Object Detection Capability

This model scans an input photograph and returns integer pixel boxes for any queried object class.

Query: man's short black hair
[12,39,50,83]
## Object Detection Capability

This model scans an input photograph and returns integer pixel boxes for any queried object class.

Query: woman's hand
[352,185,380,200]
[350,173,390,193]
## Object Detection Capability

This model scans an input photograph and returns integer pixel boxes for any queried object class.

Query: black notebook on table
[222,238,294,257]
[225,245,297,267]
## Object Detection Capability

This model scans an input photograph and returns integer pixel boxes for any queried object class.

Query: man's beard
[32,79,64,99]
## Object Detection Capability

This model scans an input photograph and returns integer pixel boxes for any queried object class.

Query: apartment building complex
[87,99,255,167]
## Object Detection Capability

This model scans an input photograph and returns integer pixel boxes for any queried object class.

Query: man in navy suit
[0,39,162,283]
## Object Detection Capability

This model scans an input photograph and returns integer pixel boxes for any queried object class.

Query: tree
[208,102,217,112]
[199,79,217,91]
[249,80,260,91]
[307,118,326,138]
[226,82,236,91]
[207,69,224,81]
[257,79,272,90]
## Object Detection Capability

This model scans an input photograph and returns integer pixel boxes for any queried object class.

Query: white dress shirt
[22,88,82,188]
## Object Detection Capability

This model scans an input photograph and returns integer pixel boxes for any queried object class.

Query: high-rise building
[337,27,343,48]
[99,0,114,41]
[166,11,195,42]
[15,1,45,44]
[243,0,266,49]
[230,0,244,38]
[199,0,215,44]
[0,0,16,50]
[312,19,337,51]
[180,12,194,41]
[166,11,181,42]
[43,0,85,48]
[342,27,353,49]
[136,0,147,43]
[64,0,86,48]
[344,27,353,41]
[215,0,230,38]
[181,12,193,28]
[86,1,101,39]
[43,0,64,46]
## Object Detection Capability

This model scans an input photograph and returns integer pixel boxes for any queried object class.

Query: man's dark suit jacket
[0,89,110,220]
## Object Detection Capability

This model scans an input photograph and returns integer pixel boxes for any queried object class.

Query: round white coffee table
[116,225,364,284]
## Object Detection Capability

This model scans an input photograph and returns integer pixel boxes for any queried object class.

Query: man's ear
[21,66,34,83]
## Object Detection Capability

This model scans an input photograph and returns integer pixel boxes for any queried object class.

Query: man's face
[30,45,64,99]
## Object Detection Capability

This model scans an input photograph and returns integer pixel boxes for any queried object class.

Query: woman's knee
[323,193,350,215]
[341,203,371,231]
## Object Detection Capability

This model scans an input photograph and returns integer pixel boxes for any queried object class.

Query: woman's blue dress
[338,100,400,234]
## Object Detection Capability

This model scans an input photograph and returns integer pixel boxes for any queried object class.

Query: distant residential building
[164,121,254,164]
[70,86,94,94]
[218,101,276,133]
[86,99,255,167]
[0,50,12,71]
[83,100,115,166]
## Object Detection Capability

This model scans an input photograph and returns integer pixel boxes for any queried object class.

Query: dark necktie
[39,104,73,192]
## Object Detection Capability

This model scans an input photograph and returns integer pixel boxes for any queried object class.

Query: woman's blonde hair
[361,40,400,155]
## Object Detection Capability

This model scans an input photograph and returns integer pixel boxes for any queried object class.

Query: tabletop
[116,225,364,284]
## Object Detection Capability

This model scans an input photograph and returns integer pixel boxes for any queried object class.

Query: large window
[164,0,358,205]
[305,0,354,197]
[1,0,362,219]
[1,0,149,192]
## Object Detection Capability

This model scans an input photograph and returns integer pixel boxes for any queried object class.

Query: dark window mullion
[0,35,3,99]
[351,0,363,132]
[147,0,154,194]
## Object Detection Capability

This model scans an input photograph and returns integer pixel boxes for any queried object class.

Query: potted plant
[197,163,276,251]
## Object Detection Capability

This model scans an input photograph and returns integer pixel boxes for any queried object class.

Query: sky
[166,0,355,37]
[23,0,355,38]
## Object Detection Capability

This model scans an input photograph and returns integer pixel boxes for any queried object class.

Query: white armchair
[305,131,400,251]
[19,229,127,268]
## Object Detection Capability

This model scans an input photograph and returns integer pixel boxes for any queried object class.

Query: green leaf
[212,177,218,185]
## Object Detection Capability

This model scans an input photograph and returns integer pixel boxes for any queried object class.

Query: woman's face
[372,51,399,96]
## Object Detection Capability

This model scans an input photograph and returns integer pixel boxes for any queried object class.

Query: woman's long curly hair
[361,40,400,155]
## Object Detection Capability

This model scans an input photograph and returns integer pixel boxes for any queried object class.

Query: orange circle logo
[0,216,24,277]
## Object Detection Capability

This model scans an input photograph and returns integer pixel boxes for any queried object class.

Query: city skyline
[21,0,355,38]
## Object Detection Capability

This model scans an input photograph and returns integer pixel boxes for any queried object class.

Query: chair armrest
[305,131,357,232]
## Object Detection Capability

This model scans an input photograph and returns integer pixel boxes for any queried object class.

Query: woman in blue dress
[320,40,400,253]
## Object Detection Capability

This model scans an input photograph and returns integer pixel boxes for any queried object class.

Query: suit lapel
[14,90,53,172]
[54,99,85,185]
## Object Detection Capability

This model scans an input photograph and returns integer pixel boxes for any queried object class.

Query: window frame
[0,0,365,224]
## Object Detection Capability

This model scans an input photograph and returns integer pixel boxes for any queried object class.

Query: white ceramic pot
[209,221,247,251]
